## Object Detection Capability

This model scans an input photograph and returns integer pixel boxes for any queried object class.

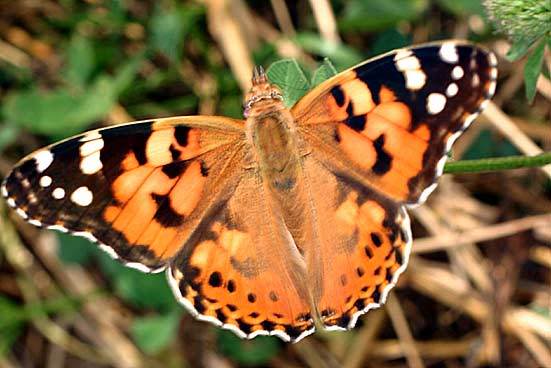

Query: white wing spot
[490,66,498,80]
[7,198,16,207]
[452,66,464,80]
[396,55,420,70]
[1,185,8,198]
[52,188,65,200]
[439,42,459,63]
[404,70,426,90]
[79,130,102,142]
[393,49,413,60]
[71,186,93,206]
[446,83,458,97]
[47,224,69,233]
[427,93,447,115]
[28,219,42,227]
[489,52,497,66]
[16,208,28,219]
[28,193,37,204]
[39,176,53,188]
[395,54,426,90]
[34,151,54,173]
[472,74,480,87]
[80,151,103,175]
[80,139,104,157]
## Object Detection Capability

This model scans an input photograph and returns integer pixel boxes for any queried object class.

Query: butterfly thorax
[244,68,302,192]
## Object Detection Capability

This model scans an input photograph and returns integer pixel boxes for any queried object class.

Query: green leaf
[340,0,428,32]
[217,330,281,366]
[267,59,310,108]
[64,35,95,87]
[97,254,177,312]
[131,311,182,354]
[111,53,145,95]
[524,39,546,102]
[294,33,363,69]
[0,296,25,331]
[434,0,484,16]
[57,232,96,265]
[3,77,117,137]
[0,323,23,356]
[150,6,185,63]
[0,124,20,153]
[3,57,142,138]
[506,36,538,61]
[311,58,338,87]
[369,29,410,56]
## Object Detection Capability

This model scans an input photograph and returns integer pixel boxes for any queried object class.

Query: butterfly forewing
[2,116,245,272]
[294,41,497,204]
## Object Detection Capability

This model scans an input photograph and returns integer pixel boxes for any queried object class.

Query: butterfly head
[243,65,284,117]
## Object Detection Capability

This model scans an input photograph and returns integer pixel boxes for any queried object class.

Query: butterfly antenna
[252,65,267,85]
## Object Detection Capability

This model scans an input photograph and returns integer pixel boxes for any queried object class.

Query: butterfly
[2,41,497,343]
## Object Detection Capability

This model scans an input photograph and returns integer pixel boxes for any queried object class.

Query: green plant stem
[444,152,551,174]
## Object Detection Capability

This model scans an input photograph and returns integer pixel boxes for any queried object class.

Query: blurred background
[0,0,550,367]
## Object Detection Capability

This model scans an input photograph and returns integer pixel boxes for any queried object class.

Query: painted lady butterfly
[2,41,497,342]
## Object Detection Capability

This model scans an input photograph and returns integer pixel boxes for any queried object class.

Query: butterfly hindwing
[2,116,245,272]
[168,168,314,342]
[294,41,497,204]
[299,155,410,330]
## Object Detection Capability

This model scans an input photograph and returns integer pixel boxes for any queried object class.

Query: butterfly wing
[293,41,497,204]
[292,41,497,329]
[299,155,410,329]
[168,168,314,342]
[2,116,246,272]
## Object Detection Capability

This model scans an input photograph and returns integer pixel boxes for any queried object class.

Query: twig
[412,213,551,254]
[368,337,477,359]
[0,39,31,68]
[205,0,254,91]
[536,75,551,101]
[252,14,317,68]
[343,309,386,368]
[530,246,551,268]
[293,340,341,368]
[270,0,296,36]
[307,0,341,44]
[503,311,551,367]
[444,152,551,174]
[385,295,425,368]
